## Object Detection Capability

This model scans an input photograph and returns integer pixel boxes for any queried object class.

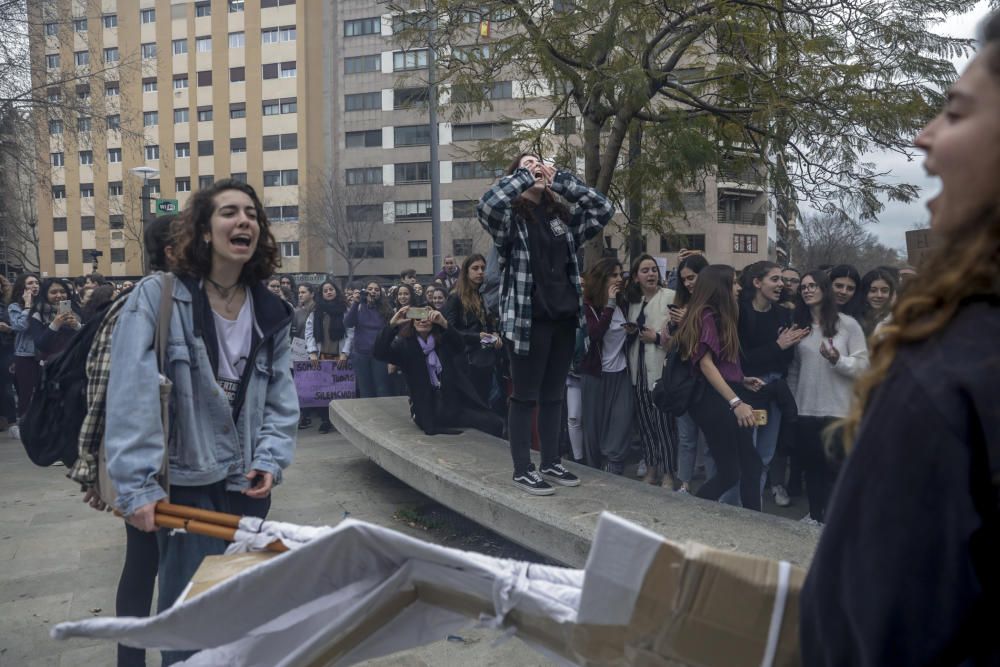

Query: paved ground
[0,427,551,666]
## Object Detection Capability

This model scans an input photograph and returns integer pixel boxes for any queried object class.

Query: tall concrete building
[29,0,330,277]
[29,0,772,280]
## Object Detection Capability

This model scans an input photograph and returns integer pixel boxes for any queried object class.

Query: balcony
[717,210,766,226]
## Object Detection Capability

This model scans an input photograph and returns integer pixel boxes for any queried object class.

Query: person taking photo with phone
[28,278,82,362]
[478,152,614,495]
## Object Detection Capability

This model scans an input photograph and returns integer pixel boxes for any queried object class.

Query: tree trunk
[626,121,644,265]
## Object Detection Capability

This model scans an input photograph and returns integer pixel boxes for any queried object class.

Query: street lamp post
[129,166,159,274]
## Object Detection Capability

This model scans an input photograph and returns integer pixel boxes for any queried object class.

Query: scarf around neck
[417,334,442,388]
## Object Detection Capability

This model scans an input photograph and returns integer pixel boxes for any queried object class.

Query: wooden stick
[154,513,289,553]
[156,502,243,528]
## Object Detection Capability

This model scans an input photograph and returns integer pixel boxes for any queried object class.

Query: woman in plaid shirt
[477,153,614,495]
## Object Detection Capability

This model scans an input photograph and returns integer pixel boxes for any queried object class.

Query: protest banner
[293,361,356,407]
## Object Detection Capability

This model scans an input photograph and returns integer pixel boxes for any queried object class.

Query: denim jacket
[105,273,298,516]
[7,302,35,357]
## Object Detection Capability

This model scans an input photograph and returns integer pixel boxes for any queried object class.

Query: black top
[800,300,1000,667]
[737,303,794,378]
[526,204,578,321]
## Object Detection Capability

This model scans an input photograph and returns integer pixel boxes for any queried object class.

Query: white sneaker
[772,484,791,507]
[9,425,19,441]
[800,515,823,527]
[635,460,648,478]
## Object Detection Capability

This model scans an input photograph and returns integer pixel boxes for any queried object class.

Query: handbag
[96,274,174,507]
[651,344,705,417]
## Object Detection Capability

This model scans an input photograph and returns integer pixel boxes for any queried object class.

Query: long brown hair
[841,14,1000,450]
[673,264,740,363]
[583,258,622,309]
[624,253,662,303]
[793,270,841,338]
[454,253,487,323]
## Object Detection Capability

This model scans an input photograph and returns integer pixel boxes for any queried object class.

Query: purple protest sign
[293,361,356,407]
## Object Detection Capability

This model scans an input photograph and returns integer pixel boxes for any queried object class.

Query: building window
[451,80,513,103]
[174,108,189,123]
[279,241,300,258]
[230,67,246,83]
[111,248,126,263]
[105,82,120,97]
[196,37,212,53]
[197,70,212,86]
[392,13,433,33]
[228,31,244,48]
[46,88,60,103]
[82,249,98,263]
[103,47,119,63]
[345,92,380,112]
[141,43,156,59]
[347,205,383,222]
[280,25,297,41]
[80,216,95,230]
[197,140,214,156]
[145,145,160,160]
[77,117,91,132]
[80,184,94,198]
[395,162,431,183]
[280,98,297,114]
[279,62,297,78]
[54,250,69,264]
[262,63,278,79]
[196,2,211,17]
[147,180,160,195]
[733,234,759,254]
[659,234,706,253]
[452,200,477,218]
[394,124,430,146]
[197,106,213,122]
[553,116,576,135]
[172,39,188,55]
[51,152,65,167]
[199,175,214,189]
[143,111,158,127]
[53,218,68,232]
[109,214,124,229]
[45,22,58,36]
[408,240,428,258]
[103,14,117,28]
[48,120,63,135]
[262,99,279,116]
[140,8,155,23]
[263,169,299,186]
[266,206,299,222]
[393,49,428,71]
[79,150,94,165]
[453,161,501,180]
[230,137,247,153]
[345,130,382,148]
[45,53,60,69]
[176,178,191,192]
[344,54,381,74]
[451,122,512,141]
[175,143,190,158]
[345,167,383,185]
[108,182,123,196]
[394,200,432,221]
[228,0,245,13]
[75,85,90,102]
[344,17,381,36]
[452,238,474,256]
[230,102,246,118]
[173,75,189,89]
[261,0,297,6]
[142,78,157,92]
[230,172,246,183]
[348,242,384,258]
[394,87,428,109]
[262,133,298,151]
[108,148,122,163]
[73,17,87,32]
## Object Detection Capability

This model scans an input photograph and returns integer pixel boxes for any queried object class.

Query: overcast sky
[863,2,989,251]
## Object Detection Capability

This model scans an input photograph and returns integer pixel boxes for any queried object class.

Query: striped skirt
[634,349,677,473]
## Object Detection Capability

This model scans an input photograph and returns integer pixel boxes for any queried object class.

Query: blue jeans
[716,372,784,507]
[676,412,704,483]
[352,352,390,398]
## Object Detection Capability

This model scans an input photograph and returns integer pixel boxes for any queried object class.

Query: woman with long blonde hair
[801,14,1000,664]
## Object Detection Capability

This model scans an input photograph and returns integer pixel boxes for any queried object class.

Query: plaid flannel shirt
[68,297,127,487]
[477,168,614,356]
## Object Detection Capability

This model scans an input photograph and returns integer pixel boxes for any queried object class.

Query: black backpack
[19,300,115,467]
[651,346,704,417]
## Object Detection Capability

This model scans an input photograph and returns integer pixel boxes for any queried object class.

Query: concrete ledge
[329,397,819,569]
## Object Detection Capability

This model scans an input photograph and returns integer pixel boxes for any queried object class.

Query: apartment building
[30,0,330,277]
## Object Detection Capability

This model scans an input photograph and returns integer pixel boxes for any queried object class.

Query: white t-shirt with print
[212,295,254,406]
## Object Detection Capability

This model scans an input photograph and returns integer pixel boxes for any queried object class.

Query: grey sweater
[787,313,869,418]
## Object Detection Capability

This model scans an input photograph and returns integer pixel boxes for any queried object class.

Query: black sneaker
[512,470,555,496]
[540,463,581,487]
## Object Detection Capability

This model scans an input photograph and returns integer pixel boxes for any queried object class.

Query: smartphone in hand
[406,306,430,320]
[57,300,72,316]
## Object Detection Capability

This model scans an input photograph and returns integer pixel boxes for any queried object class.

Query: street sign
[156,199,179,214]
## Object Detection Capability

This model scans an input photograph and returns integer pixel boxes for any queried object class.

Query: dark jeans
[432,390,505,439]
[690,386,763,511]
[13,355,38,419]
[351,351,390,398]
[157,482,271,666]
[506,318,576,475]
[0,349,16,422]
[117,523,159,667]
[797,416,838,521]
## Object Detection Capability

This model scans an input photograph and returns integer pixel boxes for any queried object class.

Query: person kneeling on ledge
[374,306,505,439]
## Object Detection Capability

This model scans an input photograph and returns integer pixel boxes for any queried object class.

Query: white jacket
[626,287,676,390]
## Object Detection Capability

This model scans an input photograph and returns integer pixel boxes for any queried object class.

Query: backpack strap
[154,273,175,495]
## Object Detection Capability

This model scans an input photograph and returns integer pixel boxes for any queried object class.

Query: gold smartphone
[752,409,768,426]
[405,306,431,320]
